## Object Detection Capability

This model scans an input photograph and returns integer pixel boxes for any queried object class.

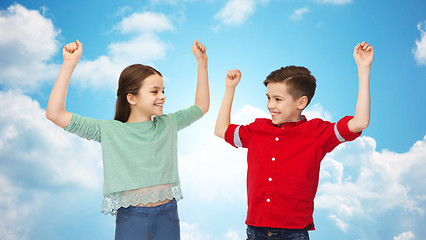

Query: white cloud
[414,21,426,65]
[73,12,173,90]
[316,135,426,231]
[304,102,332,120]
[180,222,242,240]
[179,105,270,203]
[72,56,124,90]
[394,231,415,240]
[0,89,103,189]
[114,6,133,17]
[0,4,173,92]
[0,175,36,240]
[181,222,206,240]
[148,0,204,5]
[150,0,179,5]
[115,11,174,34]
[232,104,270,124]
[0,89,103,239]
[290,8,309,21]
[224,230,242,240]
[179,135,247,203]
[215,0,256,27]
[0,3,60,91]
[108,34,170,63]
[329,214,349,232]
[73,33,170,90]
[315,0,352,5]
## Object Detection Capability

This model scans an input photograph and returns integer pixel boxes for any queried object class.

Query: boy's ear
[297,96,308,110]
[127,94,136,105]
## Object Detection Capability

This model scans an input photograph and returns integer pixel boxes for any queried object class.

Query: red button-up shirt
[224,116,360,230]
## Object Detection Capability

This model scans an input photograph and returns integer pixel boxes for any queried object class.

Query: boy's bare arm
[214,69,241,139]
[192,39,210,115]
[348,41,374,133]
[46,40,83,128]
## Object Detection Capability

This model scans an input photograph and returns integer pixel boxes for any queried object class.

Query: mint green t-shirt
[64,105,203,213]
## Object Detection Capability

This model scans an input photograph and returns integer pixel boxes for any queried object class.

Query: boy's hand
[192,39,207,63]
[63,40,83,64]
[353,41,374,67]
[226,69,241,88]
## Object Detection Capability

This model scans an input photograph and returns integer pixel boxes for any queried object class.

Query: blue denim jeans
[246,225,309,240]
[115,200,180,240]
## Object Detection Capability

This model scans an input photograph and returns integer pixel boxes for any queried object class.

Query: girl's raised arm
[46,40,83,128]
[191,39,209,115]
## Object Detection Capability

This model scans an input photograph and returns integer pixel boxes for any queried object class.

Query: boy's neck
[275,115,305,127]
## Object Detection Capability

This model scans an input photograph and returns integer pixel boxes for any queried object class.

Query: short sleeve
[64,113,102,142]
[168,105,204,131]
[224,123,254,148]
[316,116,361,153]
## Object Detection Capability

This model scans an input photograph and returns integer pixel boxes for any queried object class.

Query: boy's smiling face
[266,82,306,125]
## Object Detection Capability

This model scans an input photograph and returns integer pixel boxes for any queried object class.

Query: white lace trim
[101,183,183,216]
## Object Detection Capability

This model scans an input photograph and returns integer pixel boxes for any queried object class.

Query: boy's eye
[276,98,282,101]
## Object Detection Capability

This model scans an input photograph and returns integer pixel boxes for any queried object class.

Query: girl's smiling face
[129,74,165,121]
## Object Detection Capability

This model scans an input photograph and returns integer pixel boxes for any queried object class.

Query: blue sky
[0,0,425,239]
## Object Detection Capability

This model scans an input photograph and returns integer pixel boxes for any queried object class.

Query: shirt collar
[273,115,307,128]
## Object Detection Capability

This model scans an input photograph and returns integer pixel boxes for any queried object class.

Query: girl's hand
[63,40,83,64]
[226,69,241,88]
[192,39,207,63]
[353,41,374,67]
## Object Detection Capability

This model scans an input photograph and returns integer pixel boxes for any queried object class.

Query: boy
[214,41,374,239]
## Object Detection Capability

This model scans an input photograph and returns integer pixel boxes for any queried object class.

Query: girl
[46,39,209,240]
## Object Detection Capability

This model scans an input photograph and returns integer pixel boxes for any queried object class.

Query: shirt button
[275,137,279,141]
[268,178,272,181]
[272,157,275,161]
[266,198,271,202]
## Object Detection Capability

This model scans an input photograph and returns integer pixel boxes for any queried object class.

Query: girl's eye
[276,98,282,101]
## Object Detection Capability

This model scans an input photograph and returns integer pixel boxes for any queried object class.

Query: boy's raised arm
[192,39,210,115]
[46,40,83,128]
[214,69,241,139]
[348,41,374,133]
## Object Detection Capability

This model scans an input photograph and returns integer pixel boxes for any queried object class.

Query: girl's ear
[127,94,136,105]
[297,96,308,110]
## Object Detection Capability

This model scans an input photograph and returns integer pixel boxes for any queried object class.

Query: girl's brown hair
[114,64,162,122]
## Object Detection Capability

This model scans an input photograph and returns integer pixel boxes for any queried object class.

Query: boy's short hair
[263,66,316,107]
